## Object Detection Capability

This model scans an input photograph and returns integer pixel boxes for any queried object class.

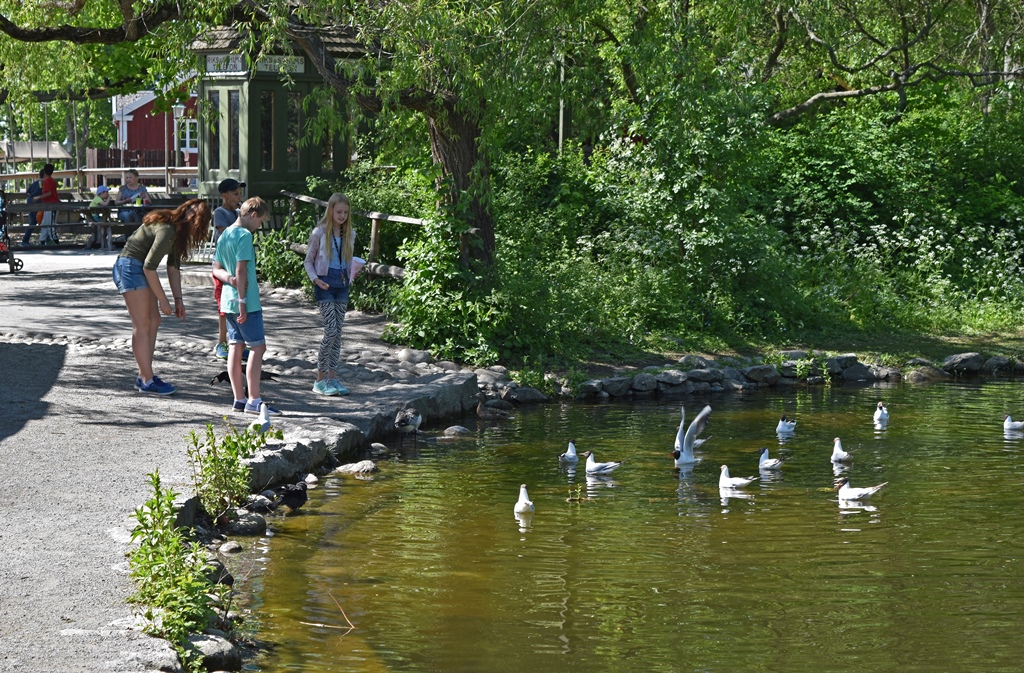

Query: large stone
[779,349,808,360]
[631,373,658,392]
[655,370,687,385]
[601,376,633,397]
[941,352,985,374]
[691,381,712,393]
[578,379,604,395]
[444,425,472,436]
[678,354,715,369]
[984,355,1011,373]
[398,348,432,364]
[842,362,873,381]
[503,386,549,403]
[742,364,780,384]
[905,365,952,383]
[335,460,379,474]
[220,510,266,537]
[186,632,241,671]
[658,380,693,396]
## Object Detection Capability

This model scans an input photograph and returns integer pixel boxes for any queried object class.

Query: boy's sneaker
[328,379,350,396]
[232,400,246,413]
[215,342,229,359]
[137,376,176,396]
[312,379,337,396]
[245,400,282,415]
[134,376,143,391]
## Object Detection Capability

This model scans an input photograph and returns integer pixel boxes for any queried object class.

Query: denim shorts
[112,256,150,294]
[314,267,349,304]
[225,310,266,347]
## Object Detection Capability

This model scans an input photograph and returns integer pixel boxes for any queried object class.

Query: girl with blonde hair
[303,192,361,395]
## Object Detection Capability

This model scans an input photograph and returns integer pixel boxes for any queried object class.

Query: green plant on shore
[128,471,212,673]
[186,424,282,524]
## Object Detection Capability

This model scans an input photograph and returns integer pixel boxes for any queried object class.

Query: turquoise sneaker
[312,379,336,396]
[329,379,350,396]
[215,342,229,359]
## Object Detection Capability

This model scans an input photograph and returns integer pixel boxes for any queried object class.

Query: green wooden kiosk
[193,28,361,205]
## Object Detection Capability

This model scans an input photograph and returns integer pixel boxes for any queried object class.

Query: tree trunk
[426,106,494,267]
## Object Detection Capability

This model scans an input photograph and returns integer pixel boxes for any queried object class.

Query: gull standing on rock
[672,404,712,468]
[395,407,422,447]
[583,451,623,475]
[719,465,757,489]
[514,484,535,514]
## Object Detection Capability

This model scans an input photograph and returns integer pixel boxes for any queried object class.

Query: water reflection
[514,511,533,532]
[838,499,879,513]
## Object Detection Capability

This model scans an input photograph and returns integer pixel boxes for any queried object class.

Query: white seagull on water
[559,439,579,464]
[830,437,852,463]
[874,402,889,423]
[514,484,535,514]
[776,414,797,433]
[834,476,887,500]
[757,447,784,471]
[672,404,712,467]
[583,451,623,475]
[719,464,757,489]
[1004,415,1024,431]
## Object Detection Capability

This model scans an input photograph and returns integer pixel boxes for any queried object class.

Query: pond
[244,381,1024,673]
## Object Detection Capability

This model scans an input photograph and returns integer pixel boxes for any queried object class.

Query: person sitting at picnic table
[116,169,151,223]
[85,185,115,249]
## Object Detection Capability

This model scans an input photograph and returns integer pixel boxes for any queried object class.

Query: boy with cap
[212,178,245,359]
[85,185,115,249]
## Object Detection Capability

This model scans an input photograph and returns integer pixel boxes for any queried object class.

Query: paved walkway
[0,250,473,672]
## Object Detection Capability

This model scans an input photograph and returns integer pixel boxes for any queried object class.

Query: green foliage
[186,424,281,524]
[255,229,310,288]
[128,472,212,673]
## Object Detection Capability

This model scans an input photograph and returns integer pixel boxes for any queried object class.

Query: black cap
[218,179,246,193]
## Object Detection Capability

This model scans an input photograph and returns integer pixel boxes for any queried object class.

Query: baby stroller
[0,189,24,273]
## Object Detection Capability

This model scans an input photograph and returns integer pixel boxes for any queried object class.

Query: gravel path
[0,250,463,672]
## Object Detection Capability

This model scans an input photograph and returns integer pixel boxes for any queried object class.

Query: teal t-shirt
[214,224,261,313]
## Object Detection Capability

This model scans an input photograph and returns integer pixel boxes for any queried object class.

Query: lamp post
[172,104,185,168]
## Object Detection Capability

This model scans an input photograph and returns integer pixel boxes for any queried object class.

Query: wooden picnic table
[6,198,188,250]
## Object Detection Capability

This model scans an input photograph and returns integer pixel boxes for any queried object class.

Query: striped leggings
[317,301,347,373]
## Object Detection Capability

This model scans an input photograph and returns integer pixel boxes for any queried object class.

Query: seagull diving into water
[672,404,712,468]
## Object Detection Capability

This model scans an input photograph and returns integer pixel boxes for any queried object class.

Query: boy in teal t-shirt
[213,197,278,415]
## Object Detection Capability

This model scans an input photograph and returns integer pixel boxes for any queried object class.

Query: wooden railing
[279,190,426,280]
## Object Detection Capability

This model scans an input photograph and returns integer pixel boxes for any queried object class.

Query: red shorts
[213,275,225,316]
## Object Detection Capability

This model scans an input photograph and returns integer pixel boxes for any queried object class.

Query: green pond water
[245,381,1024,673]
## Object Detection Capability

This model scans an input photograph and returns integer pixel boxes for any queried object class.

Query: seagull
[874,402,889,423]
[249,402,271,433]
[514,484,535,514]
[209,369,279,397]
[672,405,712,467]
[831,437,852,463]
[757,447,784,470]
[719,464,757,489]
[583,450,623,475]
[395,407,422,447]
[559,439,579,464]
[1004,415,1024,431]
[273,481,308,513]
[834,476,887,500]
[776,414,797,433]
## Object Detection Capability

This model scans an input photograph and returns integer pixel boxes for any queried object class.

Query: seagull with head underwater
[719,465,757,489]
[831,437,852,463]
[757,447,784,471]
[874,402,889,423]
[559,439,579,464]
[672,404,712,468]
[834,476,887,500]
[514,484,535,514]
[776,414,797,434]
[1004,415,1024,431]
[583,450,623,475]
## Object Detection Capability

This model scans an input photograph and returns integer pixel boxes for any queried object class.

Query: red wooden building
[111,92,198,168]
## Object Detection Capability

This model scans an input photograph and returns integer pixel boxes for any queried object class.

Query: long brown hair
[318,192,353,266]
[142,198,211,262]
